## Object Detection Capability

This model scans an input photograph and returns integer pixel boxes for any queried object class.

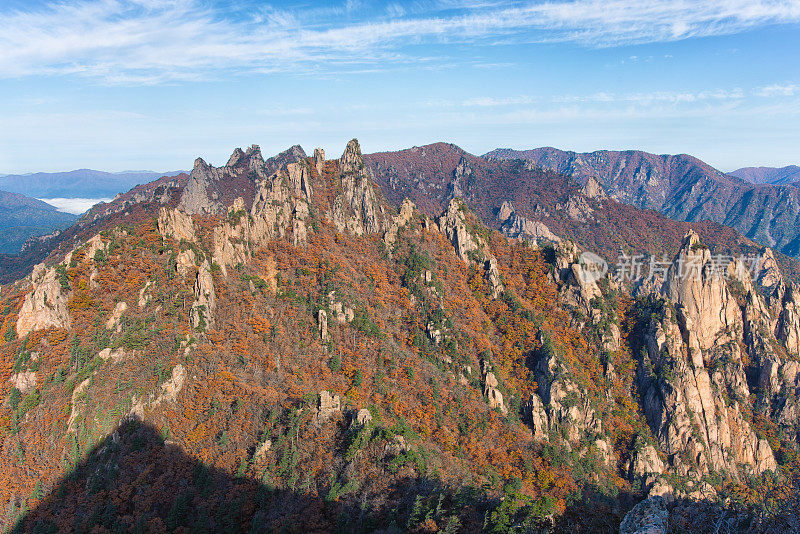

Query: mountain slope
[0,190,76,254]
[730,165,800,185]
[485,147,800,258]
[3,140,800,532]
[0,169,185,198]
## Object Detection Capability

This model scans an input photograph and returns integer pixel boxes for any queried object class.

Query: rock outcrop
[9,371,37,395]
[481,359,507,415]
[17,263,71,336]
[158,207,196,242]
[634,231,778,483]
[383,198,415,249]
[105,301,127,331]
[497,201,560,245]
[249,161,314,247]
[191,260,215,330]
[160,364,186,403]
[318,309,329,341]
[313,148,325,175]
[130,364,187,418]
[317,390,341,423]
[212,198,251,276]
[581,176,607,200]
[438,199,482,264]
[619,496,668,534]
[438,198,504,297]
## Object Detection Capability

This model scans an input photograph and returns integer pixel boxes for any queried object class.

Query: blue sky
[1,0,799,174]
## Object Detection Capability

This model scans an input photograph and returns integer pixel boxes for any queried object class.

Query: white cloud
[755,83,798,97]
[39,197,112,214]
[463,89,746,107]
[462,95,538,106]
[0,0,799,84]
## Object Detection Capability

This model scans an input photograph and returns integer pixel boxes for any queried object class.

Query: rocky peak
[340,139,364,174]
[179,157,223,214]
[246,145,265,169]
[245,144,262,158]
[314,148,325,175]
[226,148,246,168]
[331,139,389,236]
[661,230,740,351]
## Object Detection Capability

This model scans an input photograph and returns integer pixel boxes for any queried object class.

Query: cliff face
[5,139,800,532]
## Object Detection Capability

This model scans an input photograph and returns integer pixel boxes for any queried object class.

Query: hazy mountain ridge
[0,169,186,198]
[486,147,800,258]
[730,165,800,185]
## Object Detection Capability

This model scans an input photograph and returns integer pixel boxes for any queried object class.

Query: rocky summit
[2,139,800,533]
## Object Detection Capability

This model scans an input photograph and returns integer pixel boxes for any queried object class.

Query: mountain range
[2,139,800,532]
[486,147,800,258]
[0,169,186,198]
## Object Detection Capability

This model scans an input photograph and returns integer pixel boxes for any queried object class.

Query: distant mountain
[729,165,800,185]
[366,143,750,257]
[0,169,185,198]
[485,147,800,258]
[0,190,76,253]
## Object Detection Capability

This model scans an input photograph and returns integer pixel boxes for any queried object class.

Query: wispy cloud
[461,89,747,107]
[1,0,799,84]
[755,83,798,97]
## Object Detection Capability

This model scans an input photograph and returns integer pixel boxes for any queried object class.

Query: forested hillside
[1,141,799,533]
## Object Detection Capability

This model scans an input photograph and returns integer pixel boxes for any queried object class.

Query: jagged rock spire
[314,148,325,175]
[340,139,364,174]
[661,229,740,351]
